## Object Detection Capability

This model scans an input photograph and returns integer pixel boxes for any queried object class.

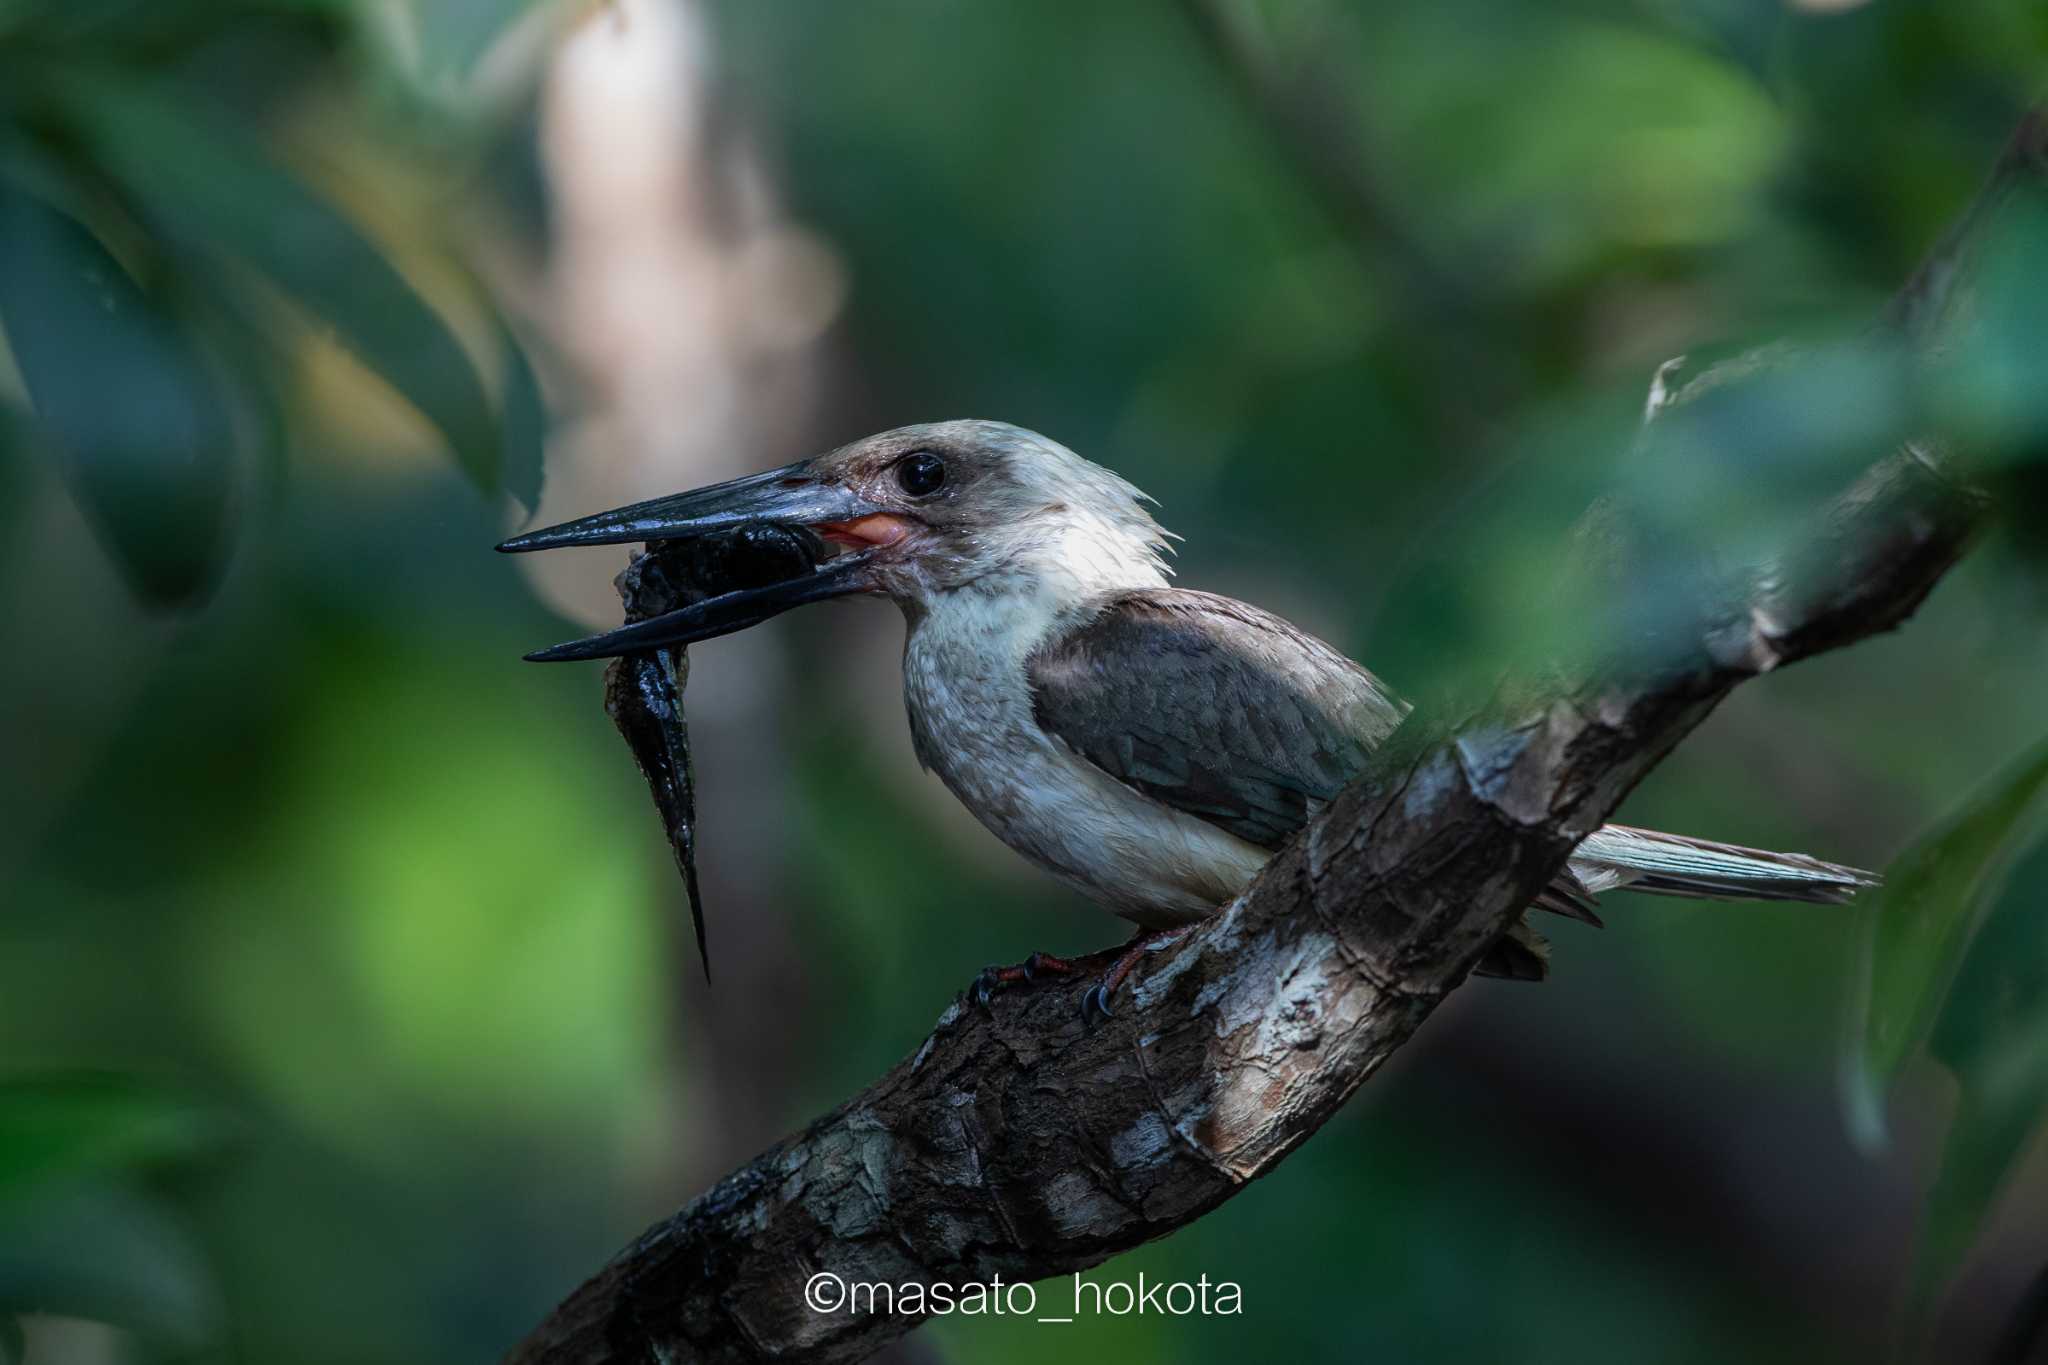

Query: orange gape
[817,514,912,548]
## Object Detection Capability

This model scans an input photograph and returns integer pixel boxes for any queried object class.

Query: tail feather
[1532,876,1605,927]
[1489,824,1873,984]
[1568,823,1877,905]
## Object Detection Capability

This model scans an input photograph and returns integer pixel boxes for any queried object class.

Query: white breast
[902,585,1272,927]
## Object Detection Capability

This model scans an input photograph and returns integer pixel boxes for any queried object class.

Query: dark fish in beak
[498,463,890,979]
[599,523,835,984]
[498,462,886,660]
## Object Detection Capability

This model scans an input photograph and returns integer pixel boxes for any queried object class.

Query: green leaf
[42,69,503,493]
[0,1073,224,1200]
[1899,836,2048,1348]
[156,248,300,500]
[0,1077,225,1353]
[0,178,236,605]
[407,0,552,80]
[498,319,546,514]
[1934,198,2048,463]
[0,1186,218,1352]
[1845,736,2048,1150]
[0,401,27,501]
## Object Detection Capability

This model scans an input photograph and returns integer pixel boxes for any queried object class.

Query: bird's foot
[1081,925,1199,1025]
[969,951,1077,1010]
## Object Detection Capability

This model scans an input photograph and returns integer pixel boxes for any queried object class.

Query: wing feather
[1027,589,1407,849]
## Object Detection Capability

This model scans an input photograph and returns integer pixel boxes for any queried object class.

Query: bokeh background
[4,1,2048,1362]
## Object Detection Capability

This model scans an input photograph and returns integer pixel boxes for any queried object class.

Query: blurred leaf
[0,178,235,604]
[1846,736,2048,1149]
[1633,338,1917,557]
[0,400,25,489]
[174,279,296,501]
[1901,837,2048,1346]
[0,1073,223,1200]
[0,1185,218,1352]
[1934,197,2048,464]
[498,319,545,513]
[153,242,312,504]
[0,1315,19,1365]
[3,0,348,52]
[404,0,551,81]
[44,69,504,493]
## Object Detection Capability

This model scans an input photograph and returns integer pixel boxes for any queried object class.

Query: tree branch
[505,109,2042,1365]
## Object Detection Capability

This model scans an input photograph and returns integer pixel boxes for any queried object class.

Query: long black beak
[498,460,888,662]
[495,460,876,552]
[520,546,880,661]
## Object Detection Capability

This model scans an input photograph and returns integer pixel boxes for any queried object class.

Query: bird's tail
[1566,823,1877,904]
[1474,824,1875,981]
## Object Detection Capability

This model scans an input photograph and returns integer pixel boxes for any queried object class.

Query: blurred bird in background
[500,420,1874,1012]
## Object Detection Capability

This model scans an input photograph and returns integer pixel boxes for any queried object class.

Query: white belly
[902,596,1271,927]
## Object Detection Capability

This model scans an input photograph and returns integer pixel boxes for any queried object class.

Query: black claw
[971,967,1000,1011]
[1023,952,1055,981]
[1081,984,1114,1024]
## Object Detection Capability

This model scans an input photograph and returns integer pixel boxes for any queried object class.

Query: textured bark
[505,110,2044,1365]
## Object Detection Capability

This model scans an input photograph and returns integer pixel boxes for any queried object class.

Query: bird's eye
[894,452,947,497]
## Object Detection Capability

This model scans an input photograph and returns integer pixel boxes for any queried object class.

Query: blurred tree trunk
[517,0,848,1180]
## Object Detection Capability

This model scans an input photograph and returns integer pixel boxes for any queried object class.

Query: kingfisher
[498,420,1872,1015]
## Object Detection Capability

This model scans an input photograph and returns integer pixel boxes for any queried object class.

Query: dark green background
[4,1,2048,1362]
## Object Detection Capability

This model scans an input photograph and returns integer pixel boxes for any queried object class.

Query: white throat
[897,519,1260,925]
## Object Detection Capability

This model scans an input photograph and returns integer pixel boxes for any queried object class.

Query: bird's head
[498,420,1171,660]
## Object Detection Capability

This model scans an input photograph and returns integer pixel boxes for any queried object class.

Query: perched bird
[499,421,1872,1013]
